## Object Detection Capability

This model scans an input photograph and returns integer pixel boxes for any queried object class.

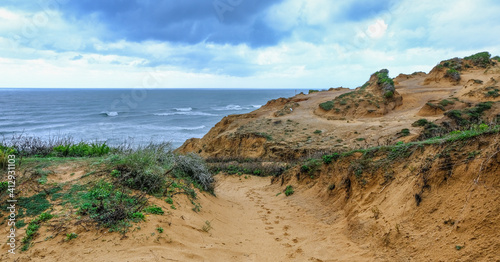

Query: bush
[384,91,394,99]
[300,159,321,174]
[399,128,410,137]
[412,119,430,127]
[322,153,340,164]
[53,142,110,157]
[143,205,164,215]
[308,90,319,94]
[284,185,294,196]
[439,99,454,107]
[77,181,148,228]
[464,52,491,67]
[445,69,461,82]
[319,101,335,111]
[174,153,214,192]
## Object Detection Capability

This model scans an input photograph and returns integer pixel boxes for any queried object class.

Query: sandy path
[196,175,374,262]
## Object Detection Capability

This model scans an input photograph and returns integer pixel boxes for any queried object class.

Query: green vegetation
[0,144,16,170]
[21,212,54,251]
[256,132,273,141]
[439,99,455,107]
[445,69,461,82]
[65,233,78,241]
[143,205,164,215]
[308,90,319,94]
[76,181,148,229]
[284,185,294,196]
[384,91,394,99]
[53,142,110,157]
[156,227,164,233]
[319,100,335,111]
[399,128,410,137]
[412,119,430,127]
[493,56,500,62]
[300,158,321,175]
[464,51,491,67]
[322,153,340,164]
[485,86,500,98]
[313,130,322,134]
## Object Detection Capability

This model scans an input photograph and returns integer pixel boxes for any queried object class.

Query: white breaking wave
[153,112,217,116]
[252,105,262,109]
[101,111,118,117]
[212,104,246,111]
[174,107,192,112]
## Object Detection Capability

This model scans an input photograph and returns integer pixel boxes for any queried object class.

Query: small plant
[165,197,173,204]
[445,69,461,82]
[284,185,294,196]
[144,205,164,215]
[384,91,394,99]
[308,89,319,94]
[129,212,145,222]
[110,169,121,177]
[276,192,282,196]
[399,128,410,137]
[322,153,340,164]
[202,220,212,232]
[65,233,78,241]
[156,227,164,233]
[313,130,322,134]
[319,101,335,111]
[412,119,430,127]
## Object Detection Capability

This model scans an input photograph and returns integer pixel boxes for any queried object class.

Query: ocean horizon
[0,88,306,148]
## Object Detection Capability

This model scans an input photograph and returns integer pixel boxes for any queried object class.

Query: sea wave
[100,111,119,117]
[252,105,262,109]
[153,112,217,116]
[212,104,246,111]
[174,107,192,112]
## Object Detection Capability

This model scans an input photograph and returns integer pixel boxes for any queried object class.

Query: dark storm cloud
[62,0,287,47]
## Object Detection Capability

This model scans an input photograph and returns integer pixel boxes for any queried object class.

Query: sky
[1,0,500,89]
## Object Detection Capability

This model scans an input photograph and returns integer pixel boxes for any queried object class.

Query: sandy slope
[2,174,376,262]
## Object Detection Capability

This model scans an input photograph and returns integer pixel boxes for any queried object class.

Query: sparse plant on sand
[284,185,294,196]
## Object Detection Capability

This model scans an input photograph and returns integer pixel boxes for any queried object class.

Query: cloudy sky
[1,0,499,88]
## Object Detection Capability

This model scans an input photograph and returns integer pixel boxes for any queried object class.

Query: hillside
[177,52,500,161]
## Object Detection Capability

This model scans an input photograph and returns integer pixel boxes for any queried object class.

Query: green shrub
[65,233,78,241]
[156,227,164,233]
[439,99,454,107]
[322,153,340,164]
[319,101,335,111]
[308,90,319,94]
[464,52,491,67]
[53,142,110,157]
[313,130,322,134]
[400,128,410,137]
[445,69,461,81]
[77,181,148,228]
[300,159,321,174]
[143,205,164,215]
[284,185,294,196]
[0,145,16,170]
[384,91,394,99]
[129,212,145,222]
[412,119,430,127]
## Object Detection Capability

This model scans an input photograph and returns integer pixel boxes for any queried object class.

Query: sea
[0,88,304,148]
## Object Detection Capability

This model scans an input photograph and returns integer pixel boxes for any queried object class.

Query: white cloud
[0,1,500,89]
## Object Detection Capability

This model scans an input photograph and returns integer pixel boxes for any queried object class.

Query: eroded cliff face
[178,56,500,161]
[271,133,500,261]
